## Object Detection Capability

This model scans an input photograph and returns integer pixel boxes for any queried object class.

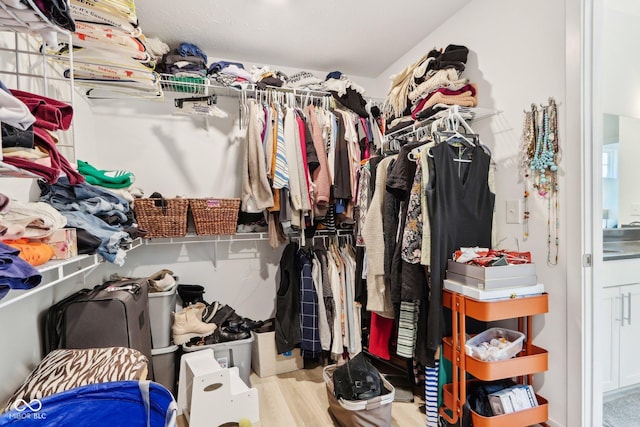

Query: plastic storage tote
[465,327,525,362]
[182,332,254,386]
[148,287,177,349]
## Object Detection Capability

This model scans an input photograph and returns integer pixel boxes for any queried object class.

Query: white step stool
[177,349,260,426]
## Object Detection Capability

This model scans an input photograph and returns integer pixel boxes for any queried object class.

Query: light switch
[506,199,523,224]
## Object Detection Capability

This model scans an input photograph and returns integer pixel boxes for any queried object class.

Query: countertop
[603,228,640,261]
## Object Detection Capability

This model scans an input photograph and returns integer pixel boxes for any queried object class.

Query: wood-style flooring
[178,365,427,427]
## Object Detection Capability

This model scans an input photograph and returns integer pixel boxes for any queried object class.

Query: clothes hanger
[441,107,476,147]
[174,93,217,109]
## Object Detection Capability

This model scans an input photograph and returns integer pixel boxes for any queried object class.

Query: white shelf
[384,106,500,141]
[0,238,143,309]
[142,229,353,246]
[158,73,333,99]
[143,232,270,245]
[0,253,100,309]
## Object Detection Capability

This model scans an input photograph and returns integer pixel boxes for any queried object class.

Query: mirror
[602,113,640,230]
[601,0,640,232]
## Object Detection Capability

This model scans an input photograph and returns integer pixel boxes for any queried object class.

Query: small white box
[251,330,303,377]
[489,385,537,415]
[489,388,515,415]
[465,327,525,361]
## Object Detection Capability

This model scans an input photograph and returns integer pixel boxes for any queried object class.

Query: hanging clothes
[419,140,495,367]
[311,251,331,351]
[304,104,331,215]
[360,156,395,319]
[297,247,322,359]
[275,241,301,354]
[241,99,274,212]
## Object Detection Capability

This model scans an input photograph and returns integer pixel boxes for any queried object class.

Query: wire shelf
[384,106,500,141]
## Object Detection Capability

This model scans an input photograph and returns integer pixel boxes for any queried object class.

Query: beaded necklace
[546,99,559,266]
[521,98,559,265]
[520,105,537,240]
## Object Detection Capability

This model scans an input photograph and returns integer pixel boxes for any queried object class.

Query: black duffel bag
[333,352,382,401]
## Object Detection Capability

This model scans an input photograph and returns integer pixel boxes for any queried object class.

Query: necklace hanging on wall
[521,97,560,266]
[520,104,537,240]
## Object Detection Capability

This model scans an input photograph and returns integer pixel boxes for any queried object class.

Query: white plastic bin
[148,287,177,348]
[465,327,525,361]
[182,332,254,386]
[151,344,179,396]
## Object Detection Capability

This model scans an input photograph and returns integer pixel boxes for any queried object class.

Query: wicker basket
[133,198,189,238]
[189,198,241,235]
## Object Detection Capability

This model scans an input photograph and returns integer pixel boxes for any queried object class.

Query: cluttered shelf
[0,238,142,310]
[0,29,77,177]
[158,73,357,99]
[441,337,548,381]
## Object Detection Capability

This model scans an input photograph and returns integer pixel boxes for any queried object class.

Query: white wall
[368,1,570,425]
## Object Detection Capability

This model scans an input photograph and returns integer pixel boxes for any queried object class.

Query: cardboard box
[251,330,303,377]
[41,228,77,260]
[447,261,537,289]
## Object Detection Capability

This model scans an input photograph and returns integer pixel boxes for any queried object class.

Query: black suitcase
[59,278,155,379]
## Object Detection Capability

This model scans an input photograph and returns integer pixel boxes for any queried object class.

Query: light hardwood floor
[178,365,427,427]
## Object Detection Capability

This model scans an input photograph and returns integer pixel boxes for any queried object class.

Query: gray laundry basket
[323,364,395,427]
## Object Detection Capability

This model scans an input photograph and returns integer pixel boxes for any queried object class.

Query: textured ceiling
[133,0,471,78]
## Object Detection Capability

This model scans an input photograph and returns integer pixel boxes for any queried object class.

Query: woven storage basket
[189,198,240,235]
[134,198,189,238]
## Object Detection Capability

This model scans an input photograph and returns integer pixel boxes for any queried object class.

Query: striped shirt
[272,106,290,189]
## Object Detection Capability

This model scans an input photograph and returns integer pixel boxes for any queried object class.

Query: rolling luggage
[48,278,155,379]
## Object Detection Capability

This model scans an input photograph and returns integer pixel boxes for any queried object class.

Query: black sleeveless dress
[417,140,495,366]
[275,241,301,354]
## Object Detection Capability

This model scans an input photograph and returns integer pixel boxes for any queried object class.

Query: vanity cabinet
[601,283,640,392]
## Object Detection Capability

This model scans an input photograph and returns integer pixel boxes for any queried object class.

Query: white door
[619,283,640,388]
